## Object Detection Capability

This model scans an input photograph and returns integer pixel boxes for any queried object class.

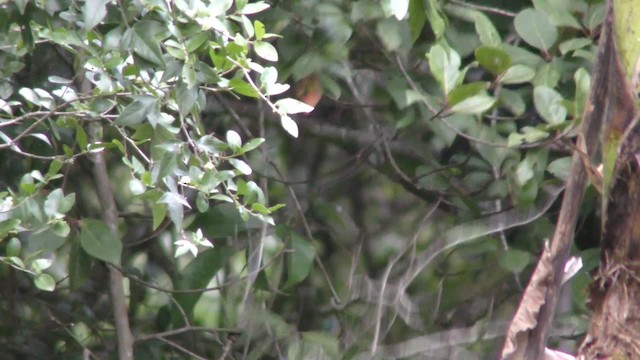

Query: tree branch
[80,76,134,359]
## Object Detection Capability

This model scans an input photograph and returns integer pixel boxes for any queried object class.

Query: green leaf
[84,0,110,30]
[34,273,56,292]
[173,247,235,325]
[181,63,196,88]
[186,33,208,53]
[131,21,165,66]
[475,46,511,75]
[80,219,122,264]
[499,89,526,116]
[44,189,75,219]
[229,78,259,98]
[0,219,20,239]
[450,94,495,115]
[302,332,340,358]
[158,191,187,230]
[533,86,567,125]
[559,38,592,55]
[286,233,316,287]
[115,95,158,126]
[376,18,410,52]
[14,0,29,14]
[254,20,266,40]
[532,0,582,29]
[152,202,167,230]
[275,98,314,114]
[226,130,242,150]
[499,65,535,84]
[425,0,445,39]
[280,115,298,138]
[229,158,252,175]
[547,157,572,181]
[238,1,270,14]
[498,249,531,273]
[68,238,92,289]
[254,41,278,61]
[427,43,461,95]
[408,0,426,43]
[474,12,501,46]
[574,68,591,117]
[241,138,265,153]
[514,8,558,51]
[448,82,488,105]
[76,124,88,150]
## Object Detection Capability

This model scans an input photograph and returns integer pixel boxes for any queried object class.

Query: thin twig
[449,0,517,17]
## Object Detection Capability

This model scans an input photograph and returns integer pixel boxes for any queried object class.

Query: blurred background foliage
[0,0,604,358]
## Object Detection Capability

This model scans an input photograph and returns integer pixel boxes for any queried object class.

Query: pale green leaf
[34,273,56,292]
[275,98,314,114]
[514,8,557,51]
[254,41,278,62]
[500,65,535,84]
[281,115,298,138]
[450,94,496,114]
[534,86,567,125]
[84,0,110,30]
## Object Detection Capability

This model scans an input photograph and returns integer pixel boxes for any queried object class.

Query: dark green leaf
[80,219,122,264]
[425,0,445,39]
[68,237,92,289]
[173,247,235,325]
[192,203,259,239]
[132,21,165,65]
[115,95,158,126]
[448,82,488,105]
[229,78,259,98]
[498,249,531,273]
[475,46,511,75]
[408,0,426,43]
[286,233,316,287]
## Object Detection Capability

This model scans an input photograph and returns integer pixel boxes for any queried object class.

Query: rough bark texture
[578,126,640,359]
[577,0,640,357]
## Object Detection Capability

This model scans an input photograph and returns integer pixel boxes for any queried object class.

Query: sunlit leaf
[280,115,299,138]
[84,0,110,30]
[254,41,278,62]
[533,86,567,125]
[275,98,314,114]
[34,273,56,292]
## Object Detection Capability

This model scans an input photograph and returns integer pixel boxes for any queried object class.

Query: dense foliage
[0,0,604,358]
